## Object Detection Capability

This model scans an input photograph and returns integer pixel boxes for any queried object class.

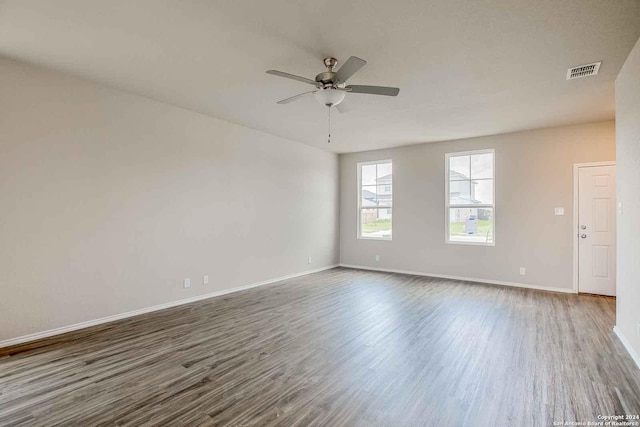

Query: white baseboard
[614,326,640,370]
[339,264,576,294]
[0,264,339,350]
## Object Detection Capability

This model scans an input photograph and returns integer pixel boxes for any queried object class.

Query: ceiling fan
[266,56,400,110]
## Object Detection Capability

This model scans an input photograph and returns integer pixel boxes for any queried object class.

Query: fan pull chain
[327,106,331,144]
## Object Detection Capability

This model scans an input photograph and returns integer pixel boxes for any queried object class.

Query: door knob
[581,234,587,239]
[581,225,587,230]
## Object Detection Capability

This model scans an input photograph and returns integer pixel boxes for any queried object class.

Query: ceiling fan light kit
[315,88,346,107]
[266,56,400,142]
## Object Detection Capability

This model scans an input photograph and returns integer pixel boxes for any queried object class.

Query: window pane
[361,185,378,206]
[361,208,392,239]
[362,164,377,185]
[377,162,392,180]
[449,155,470,180]
[449,180,471,205]
[449,208,493,243]
[377,185,392,207]
[472,179,493,204]
[471,153,493,179]
[361,186,393,207]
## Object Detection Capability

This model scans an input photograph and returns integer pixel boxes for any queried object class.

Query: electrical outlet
[183,278,191,289]
[375,254,380,262]
[519,267,526,275]
[203,275,209,285]
[308,256,312,264]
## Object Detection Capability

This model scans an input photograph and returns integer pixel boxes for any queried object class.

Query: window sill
[446,240,495,247]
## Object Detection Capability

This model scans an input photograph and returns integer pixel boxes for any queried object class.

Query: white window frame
[357,159,393,241]
[445,149,495,246]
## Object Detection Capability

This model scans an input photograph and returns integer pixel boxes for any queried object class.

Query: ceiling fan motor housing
[316,57,340,86]
[315,71,337,86]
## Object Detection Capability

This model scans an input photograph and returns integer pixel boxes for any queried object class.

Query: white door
[578,165,616,296]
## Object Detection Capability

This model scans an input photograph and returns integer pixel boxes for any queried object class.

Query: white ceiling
[1,0,639,153]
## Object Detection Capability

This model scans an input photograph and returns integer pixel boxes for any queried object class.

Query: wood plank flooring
[1,267,639,426]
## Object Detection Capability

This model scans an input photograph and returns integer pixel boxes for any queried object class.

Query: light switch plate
[554,207,564,216]
[183,278,191,289]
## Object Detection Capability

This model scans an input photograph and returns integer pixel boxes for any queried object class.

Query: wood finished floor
[1,268,639,426]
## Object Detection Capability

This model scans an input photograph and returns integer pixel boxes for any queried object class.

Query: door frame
[572,161,616,293]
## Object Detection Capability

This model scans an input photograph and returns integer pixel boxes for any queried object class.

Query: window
[446,150,494,245]
[358,160,392,240]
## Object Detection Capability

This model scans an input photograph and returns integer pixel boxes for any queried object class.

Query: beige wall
[0,58,339,342]
[340,122,615,290]
[615,37,640,358]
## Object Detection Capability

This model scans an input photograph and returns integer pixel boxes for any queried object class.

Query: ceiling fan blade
[266,70,318,86]
[277,91,316,104]
[346,85,400,96]
[335,56,367,83]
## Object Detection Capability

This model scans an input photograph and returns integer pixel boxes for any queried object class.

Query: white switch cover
[554,207,564,216]
[375,255,380,262]
[183,278,191,288]
[203,275,209,285]
[308,256,312,264]
[519,267,526,275]
[618,202,623,215]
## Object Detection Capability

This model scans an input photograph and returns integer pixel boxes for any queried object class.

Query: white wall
[340,122,615,290]
[615,37,640,359]
[0,58,339,342]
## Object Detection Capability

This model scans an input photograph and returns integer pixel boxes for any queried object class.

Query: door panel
[592,198,609,232]
[578,165,616,296]
[592,246,609,278]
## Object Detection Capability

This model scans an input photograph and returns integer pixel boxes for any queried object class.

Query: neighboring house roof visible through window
[362,189,377,201]
[377,173,392,184]
[362,185,391,207]
[450,171,471,181]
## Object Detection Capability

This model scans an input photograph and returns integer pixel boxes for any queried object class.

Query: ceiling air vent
[566,62,601,80]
